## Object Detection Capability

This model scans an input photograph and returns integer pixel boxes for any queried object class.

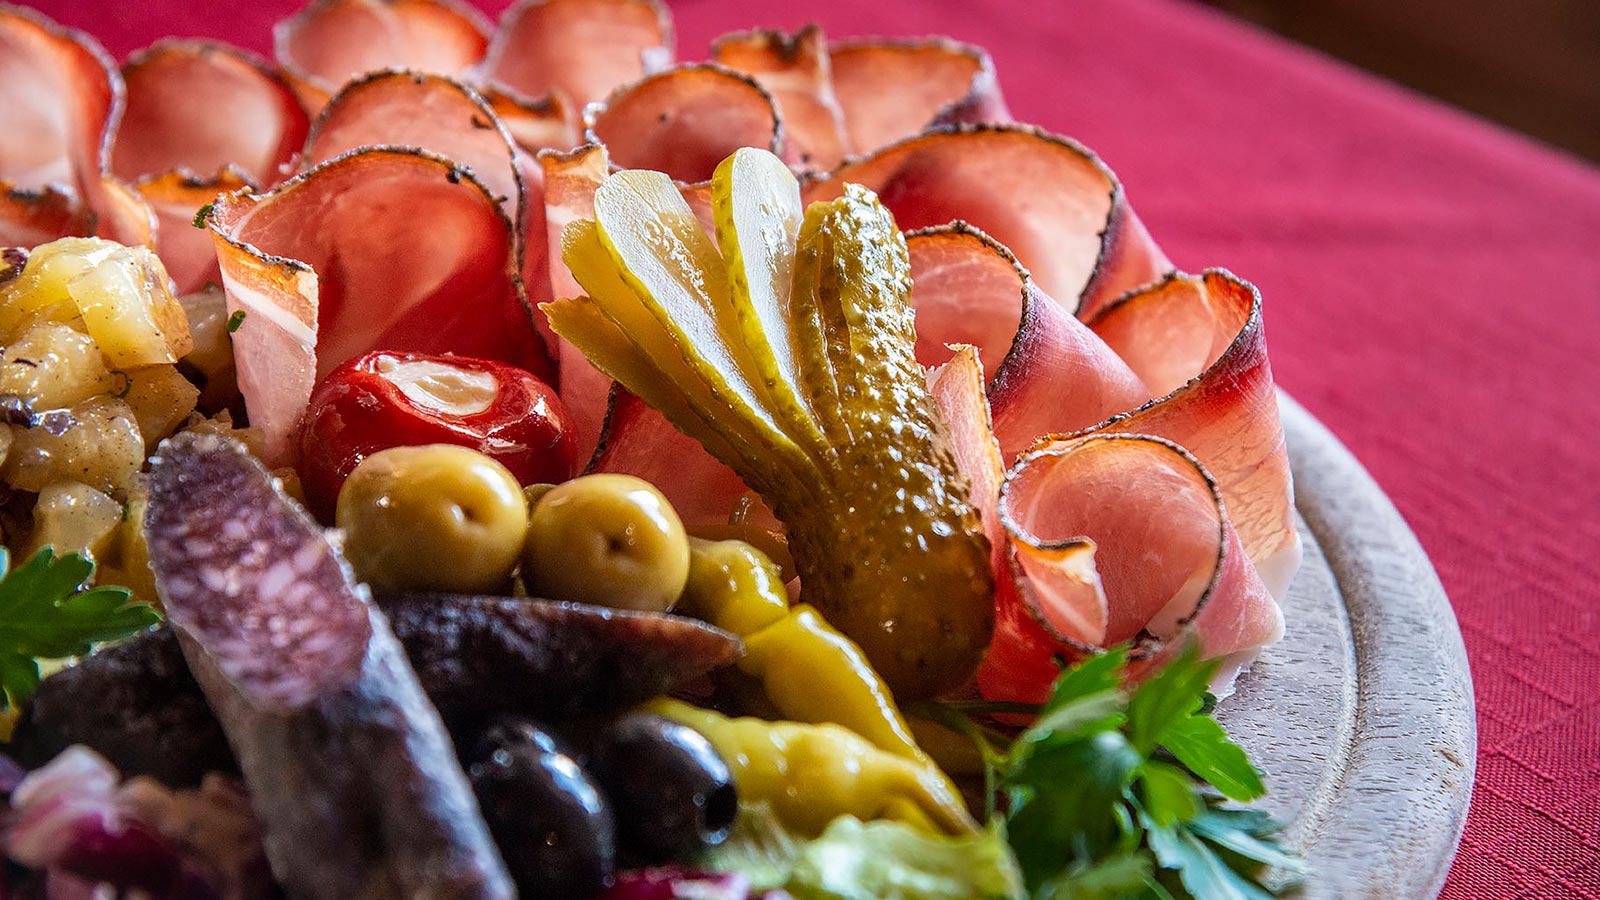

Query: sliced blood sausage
[144,431,514,900]
[8,626,234,787]
[379,592,741,731]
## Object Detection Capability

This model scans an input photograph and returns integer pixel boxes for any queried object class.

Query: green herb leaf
[1160,714,1265,803]
[0,547,162,709]
[1039,852,1164,900]
[227,310,247,333]
[1145,820,1276,900]
[1126,644,1216,755]
[192,203,214,229]
[1187,808,1308,875]
[1137,762,1202,829]
[967,644,1304,899]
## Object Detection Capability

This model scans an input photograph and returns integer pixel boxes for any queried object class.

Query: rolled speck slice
[144,430,514,900]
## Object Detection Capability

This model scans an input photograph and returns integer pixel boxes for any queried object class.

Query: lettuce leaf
[703,804,1024,900]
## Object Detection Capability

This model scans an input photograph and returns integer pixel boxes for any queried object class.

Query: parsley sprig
[926,645,1308,900]
[0,546,162,709]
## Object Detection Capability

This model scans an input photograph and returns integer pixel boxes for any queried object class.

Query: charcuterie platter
[0,2,1473,898]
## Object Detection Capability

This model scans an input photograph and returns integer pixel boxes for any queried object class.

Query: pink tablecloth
[25,0,1600,896]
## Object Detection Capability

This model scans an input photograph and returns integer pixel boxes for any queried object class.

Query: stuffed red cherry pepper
[297,351,576,517]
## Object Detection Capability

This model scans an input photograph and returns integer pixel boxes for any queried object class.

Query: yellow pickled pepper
[650,698,976,837]
[681,538,925,760]
[677,538,977,828]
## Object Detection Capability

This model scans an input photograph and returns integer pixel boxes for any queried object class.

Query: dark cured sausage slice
[144,431,514,900]
[11,597,741,788]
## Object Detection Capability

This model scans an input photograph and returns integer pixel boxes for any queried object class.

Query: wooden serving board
[1214,395,1475,899]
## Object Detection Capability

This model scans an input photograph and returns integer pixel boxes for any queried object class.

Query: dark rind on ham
[8,626,236,787]
[144,431,514,900]
[379,592,743,731]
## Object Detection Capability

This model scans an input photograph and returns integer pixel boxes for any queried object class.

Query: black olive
[587,712,738,863]
[467,717,616,900]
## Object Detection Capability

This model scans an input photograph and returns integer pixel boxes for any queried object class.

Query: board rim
[1273,393,1476,899]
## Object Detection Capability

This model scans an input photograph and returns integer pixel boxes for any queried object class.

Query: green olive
[522,474,689,612]
[337,444,528,592]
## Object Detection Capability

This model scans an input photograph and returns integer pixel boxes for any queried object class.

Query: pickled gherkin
[545,148,993,699]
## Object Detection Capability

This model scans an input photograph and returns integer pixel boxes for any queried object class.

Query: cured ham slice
[804,125,1169,318]
[112,41,308,186]
[904,223,1148,459]
[482,0,673,129]
[303,70,523,220]
[301,70,565,354]
[0,7,115,194]
[207,147,547,465]
[584,64,791,182]
[0,7,152,247]
[828,38,1009,154]
[540,143,615,461]
[273,0,491,110]
[906,224,1026,380]
[981,434,1283,703]
[989,286,1151,461]
[0,186,92,247]
[712,26,850,172]
[588,388,752,527]
[928,345,1004,549]
[484,87,577,152]
[145,431,515,900]
[1081,270,1300,596]
[135,168,251,293]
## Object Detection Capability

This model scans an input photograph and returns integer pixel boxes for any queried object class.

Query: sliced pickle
[549,150,993,700]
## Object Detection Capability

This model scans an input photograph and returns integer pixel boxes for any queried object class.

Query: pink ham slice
[0,187,92,247]
[979,434,1283,703]
[905,223,1026,380]
[112,40,308,186]
[539,142,615,462]
[0,7,152,247]
[299,70,564,356]
[302,70,522,213]
[904,223,1148,460]
[989,284,1151,461]
[712,26,850,172]
[928,345,1005,550]
[484,87,577,152]
[804,125,1169,319]
[273,0,491,111]
[483,0,673,131]
[206,147,548,465]
[584,64,793,183]
[1080,270,1301,596]
[828,38,1010,154]
[587,388,752,527]
[135,168,251,293]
